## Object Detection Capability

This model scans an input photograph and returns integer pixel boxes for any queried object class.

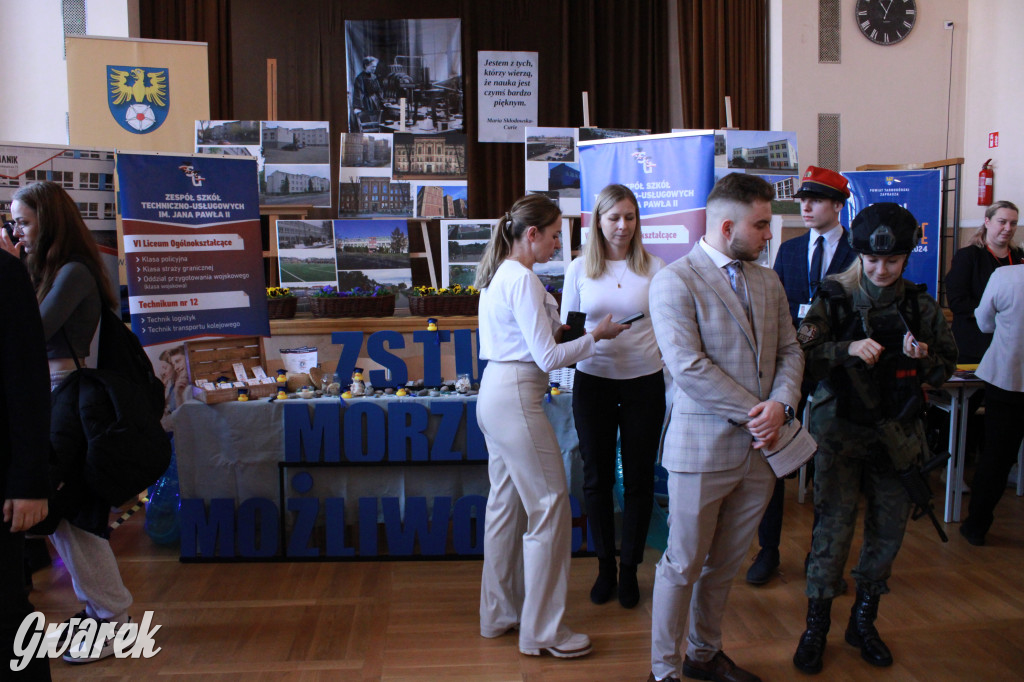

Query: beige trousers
[477,361,575,650]
[650,452,775,679]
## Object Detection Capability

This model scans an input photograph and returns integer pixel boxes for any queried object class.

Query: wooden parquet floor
[30,480,1024,681]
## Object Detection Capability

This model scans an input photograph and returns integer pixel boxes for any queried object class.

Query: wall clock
[855,0,917,45]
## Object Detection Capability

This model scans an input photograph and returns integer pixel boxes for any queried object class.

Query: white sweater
[479,259,596,372]
[560,254,665,379]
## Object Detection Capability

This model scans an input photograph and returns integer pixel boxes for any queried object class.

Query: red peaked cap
[793,166,850,202]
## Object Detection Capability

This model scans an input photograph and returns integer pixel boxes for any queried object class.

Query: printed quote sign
[477,51,538,143]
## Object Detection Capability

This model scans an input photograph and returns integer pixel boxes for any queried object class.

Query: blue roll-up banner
[842,170,941,298]
[116,152,268,345]
[579,131,715,264]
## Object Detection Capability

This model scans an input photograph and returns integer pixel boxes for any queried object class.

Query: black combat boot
[844,590,893,666]
[793,598,832,674]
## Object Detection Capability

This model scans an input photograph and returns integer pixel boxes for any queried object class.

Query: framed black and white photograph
[346,18,464,135]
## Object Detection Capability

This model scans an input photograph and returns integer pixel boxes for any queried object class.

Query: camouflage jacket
[796,277,957,464]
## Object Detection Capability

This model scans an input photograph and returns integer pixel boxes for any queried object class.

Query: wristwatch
[781,403,796,424]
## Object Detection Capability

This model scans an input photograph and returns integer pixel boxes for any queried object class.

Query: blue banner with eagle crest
[108,65,169,134]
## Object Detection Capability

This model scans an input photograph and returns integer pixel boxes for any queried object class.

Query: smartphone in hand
[615,312,644,325]
[563,311,586,342]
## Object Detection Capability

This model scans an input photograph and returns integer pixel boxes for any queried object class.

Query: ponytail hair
[474,194,561,289]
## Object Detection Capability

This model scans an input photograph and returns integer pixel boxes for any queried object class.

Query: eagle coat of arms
[107,65,170,134]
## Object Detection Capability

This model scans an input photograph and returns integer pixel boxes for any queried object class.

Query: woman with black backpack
[1,181,135,665]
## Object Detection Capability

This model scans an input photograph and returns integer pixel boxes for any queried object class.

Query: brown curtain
[139,0,671,220]
[678,0,768,130]
[139,0,233,120]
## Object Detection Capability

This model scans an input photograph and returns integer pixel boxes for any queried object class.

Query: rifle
[897,448,950,543]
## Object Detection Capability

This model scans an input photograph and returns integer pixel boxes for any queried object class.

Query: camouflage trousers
[805,443,912,600]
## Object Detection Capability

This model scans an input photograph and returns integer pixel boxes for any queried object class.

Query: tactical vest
[820,279,925,426]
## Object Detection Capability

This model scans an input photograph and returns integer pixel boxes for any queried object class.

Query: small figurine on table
[350,367,366,397]
[546,381,560,403]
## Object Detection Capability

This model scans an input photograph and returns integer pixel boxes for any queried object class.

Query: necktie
[725,261,750,317]
[809,235,824,298]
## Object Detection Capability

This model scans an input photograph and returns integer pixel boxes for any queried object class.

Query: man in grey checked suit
[647,173,804,682]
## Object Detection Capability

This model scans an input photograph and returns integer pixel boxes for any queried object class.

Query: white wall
[774,0,968,172]
[961,1,1024,226]
[0,0,131,145]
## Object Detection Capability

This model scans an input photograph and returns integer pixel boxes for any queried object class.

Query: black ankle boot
[618,563,639,608]
[793,598,832,674]
[844,590,893,667]
[590,559,617,604]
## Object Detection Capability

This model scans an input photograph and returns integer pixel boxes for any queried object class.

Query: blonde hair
[830,258,863,296]
[970,200,1020,249]
[830,253,909,295]
[474,194,561,289]
[583,183,651,279]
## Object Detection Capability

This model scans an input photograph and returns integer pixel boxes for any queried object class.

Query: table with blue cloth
[171,392,585,560]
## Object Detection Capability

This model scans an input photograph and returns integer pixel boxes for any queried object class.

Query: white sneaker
[62,615,131,664]
[43,610,89,650]
[520,631,592,658]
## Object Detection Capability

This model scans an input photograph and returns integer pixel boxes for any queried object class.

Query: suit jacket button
[759,371,763,378]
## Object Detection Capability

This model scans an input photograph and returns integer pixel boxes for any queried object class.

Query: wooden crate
[185,336,275,403]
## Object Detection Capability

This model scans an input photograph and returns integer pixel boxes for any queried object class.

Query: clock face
[855,0,917,45]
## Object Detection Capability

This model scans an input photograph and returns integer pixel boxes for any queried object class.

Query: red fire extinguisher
[979,159,994,206]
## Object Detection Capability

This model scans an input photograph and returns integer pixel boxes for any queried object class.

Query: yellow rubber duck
[276,370,288,383]
[276,390,288,400]
[237,394,249,402]
[396,387,408,397]
[427,317,438,332]
[341,391,353,400]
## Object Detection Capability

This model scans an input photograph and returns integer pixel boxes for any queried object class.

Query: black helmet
[848,202,921,255]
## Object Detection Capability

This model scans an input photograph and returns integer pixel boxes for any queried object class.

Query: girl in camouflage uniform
[791,203,957,674]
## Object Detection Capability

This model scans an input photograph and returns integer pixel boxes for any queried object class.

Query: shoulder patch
[796,323,819,345]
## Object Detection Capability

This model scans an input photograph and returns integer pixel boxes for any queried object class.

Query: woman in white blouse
[561,184,665,609]
[476,194,625,659]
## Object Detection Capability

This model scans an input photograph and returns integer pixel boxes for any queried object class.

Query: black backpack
[96,306,166,418]
[50,307,172,511]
